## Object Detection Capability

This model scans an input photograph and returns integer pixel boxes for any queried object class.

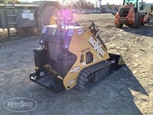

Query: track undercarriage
[77,61,114,90]
[77,54,124,90]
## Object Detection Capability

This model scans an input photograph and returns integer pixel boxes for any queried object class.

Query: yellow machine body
[30,23,124,93]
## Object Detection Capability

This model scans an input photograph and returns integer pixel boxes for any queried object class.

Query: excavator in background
[29,18,125,93]
[114,0,150,28]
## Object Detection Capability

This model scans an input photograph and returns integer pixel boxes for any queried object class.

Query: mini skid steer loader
[30,19,124,93]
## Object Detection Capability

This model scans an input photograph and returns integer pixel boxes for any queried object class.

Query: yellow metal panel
[63,27,110,90]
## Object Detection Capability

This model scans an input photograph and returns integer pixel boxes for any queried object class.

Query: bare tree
[72,0,95,10]
[78,0,87,4]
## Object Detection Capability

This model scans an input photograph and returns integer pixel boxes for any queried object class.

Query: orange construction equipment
[114,0,150,28]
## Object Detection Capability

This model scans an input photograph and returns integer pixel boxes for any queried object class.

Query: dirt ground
[0,13,153,115]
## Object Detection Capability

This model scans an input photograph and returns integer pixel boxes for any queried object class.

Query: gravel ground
[0,13,153,115]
